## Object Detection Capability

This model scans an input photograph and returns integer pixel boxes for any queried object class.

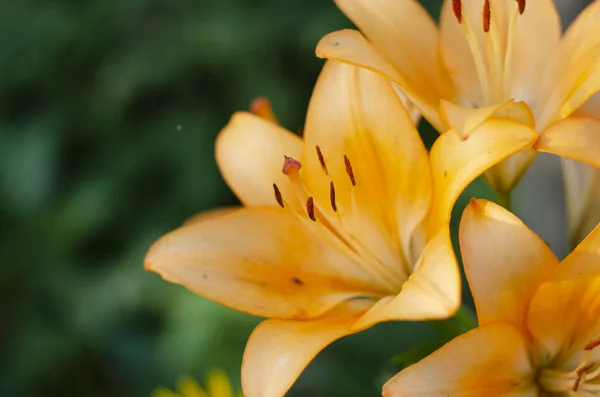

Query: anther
[282,155,302,174]
[516,0,525,14]
[316,145,329,175]
[250,97,277,123]
[329,181,337,212]
[306,197,316,221]
[452,0,462,23]
[344,155,356,186]
[584,336,600,351]
[483,0,491,32]
[273,183,284,208]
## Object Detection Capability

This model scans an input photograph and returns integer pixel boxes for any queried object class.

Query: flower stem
[495,190,512,211]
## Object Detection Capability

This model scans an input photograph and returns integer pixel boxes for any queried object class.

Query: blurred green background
[0,0,497,396]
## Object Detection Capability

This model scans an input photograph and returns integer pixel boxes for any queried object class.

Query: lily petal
[439,99,534,139]
[505,0,561,106]
[303,61,433,276]
[535,116,600,169]
[145,208,383,319]
[562,158,600,247]
[428,119,538,232]
[216,112,302,207]
[316,30,442,130]
[350,225,459,330]
[333,0,440,104]
[537,0,600,126]
[460,199,559,329]
[527,275,600,365]
[383,322,535,397]
[241,299,372,397]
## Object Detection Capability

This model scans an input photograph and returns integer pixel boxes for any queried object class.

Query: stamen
[250,97,277,123]
[282,155,302,174]
[344,155,356,186]
[452,0,462,23]
[316,145,329,175]
[483,0,491,32]
[584,337,600,351]
[516,0,525,14]
[329,181,337,212]
[573,363,596,392]
[273,183,284,208]
[306,197,316,221]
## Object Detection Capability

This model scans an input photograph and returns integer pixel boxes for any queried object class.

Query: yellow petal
[183,207,241,226]
[215,112,302,207]
[537,0,600,126]
[505,0,561,106]
[205,369,233,397]
[428,119,538,232]
[178,377,209,397]
[439,99,534,139]
[152,388,183,397]
[562,158,600,247]
[438,0,484,105]
[303,61,433,274]
[383,322,535,397]
[459,199,559,329]
[546,218,600,283]
[527,276,600,365]
[350,225,459,330]
[241,300,372,397]
[535,116,600,168]
[333,0,440,107]
[145,208,384,319]
[315,30,442,130]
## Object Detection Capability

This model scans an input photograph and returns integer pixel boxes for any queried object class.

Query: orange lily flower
[384,198,600,397]
[145,61,537,397]
[316,0,600,198]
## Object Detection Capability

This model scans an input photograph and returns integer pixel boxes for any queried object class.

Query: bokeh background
[0,0,587,396]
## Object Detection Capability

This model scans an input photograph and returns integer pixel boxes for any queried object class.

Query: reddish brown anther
[483,0,491,32]
[329,181,337,212]
[307,197,316,221]
[584,336,600,351]
[452,0,462,22]
[516,0,525,14]
[282,155,302,174]
[316,145,329,175]
[344,155,356,186]
[273,183,284,208]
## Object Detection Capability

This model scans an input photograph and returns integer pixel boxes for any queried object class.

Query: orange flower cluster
[146,0,600,396]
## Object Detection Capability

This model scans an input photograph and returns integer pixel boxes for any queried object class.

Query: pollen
[329,181,337,212]
[344,154,356,186]
[306,197,316,221]
[483,0,491,32]
[316,145,329,175]
[273,183,284,208]
[516,0,525,14]
[452,0,462,23]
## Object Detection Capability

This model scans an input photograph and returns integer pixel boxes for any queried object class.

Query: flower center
[451,0,525,107]
[271,148,406,294]
[538,336,600,395]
